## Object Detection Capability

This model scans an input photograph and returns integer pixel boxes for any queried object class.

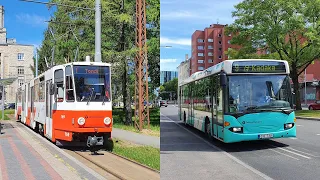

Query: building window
[208,45,213,49]
[219,41,222,45]
[266,49,270,54]
[228,33,231,37]
[18,79,24,87]
[208,39,213,42]
[208,59,213,63]
[197,46,204,50]
[198,60,204,63]
[208,52,213,56]
[219,55,222,59]
[197,39,204,43]
[18,53,24,61]
[17,66,24,75]
[198,66,204,70]
[218,34,222,37]
[228,40,231,44]
[198,53,204,56]
[219,48,222,51]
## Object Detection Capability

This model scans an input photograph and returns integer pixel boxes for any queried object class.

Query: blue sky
[1,0,54,51]
[160,0,243,71]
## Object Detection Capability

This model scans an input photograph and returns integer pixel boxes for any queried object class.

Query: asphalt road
[160,105,320,180]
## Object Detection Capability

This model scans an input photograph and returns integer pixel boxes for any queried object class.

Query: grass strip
[112,139,160,171]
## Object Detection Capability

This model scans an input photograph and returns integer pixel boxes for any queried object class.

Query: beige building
[0,5,34,104]
[177,54,191,85]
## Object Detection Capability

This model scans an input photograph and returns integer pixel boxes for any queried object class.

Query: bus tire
[205,117,211,139]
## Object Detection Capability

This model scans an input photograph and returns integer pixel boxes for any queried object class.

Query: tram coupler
[87,135,104,147]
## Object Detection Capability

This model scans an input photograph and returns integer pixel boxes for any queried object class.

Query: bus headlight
[284,123,294,129]
[229,127,243,133]
[104,117,111,125]
[78,117,85,126]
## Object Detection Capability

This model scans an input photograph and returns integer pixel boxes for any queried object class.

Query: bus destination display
[232,61,286,73]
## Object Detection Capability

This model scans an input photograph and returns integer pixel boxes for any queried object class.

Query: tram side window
[54,69,64,102]
[65,66,74,101]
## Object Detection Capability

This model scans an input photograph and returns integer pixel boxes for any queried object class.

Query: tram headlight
[284,123,294,129]
[104,117,112,125]
[78,117,86,126]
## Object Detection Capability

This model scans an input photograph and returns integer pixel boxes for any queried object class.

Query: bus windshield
[228,75,292,113]
[73,65,111,102]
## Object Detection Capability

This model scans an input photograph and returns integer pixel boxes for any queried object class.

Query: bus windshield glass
[73,65,111,102]
[228,75,292,113]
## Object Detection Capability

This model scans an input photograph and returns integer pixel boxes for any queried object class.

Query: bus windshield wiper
[245,105,259,111]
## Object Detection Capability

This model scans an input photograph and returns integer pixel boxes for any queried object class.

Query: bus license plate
[258,134,273,139]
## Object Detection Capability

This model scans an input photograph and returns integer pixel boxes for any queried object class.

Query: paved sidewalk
[112,128,160,148]
[0,121,105,180]
[296,116,320,121]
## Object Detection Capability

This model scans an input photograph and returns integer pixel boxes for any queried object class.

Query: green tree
[226,0,320,110]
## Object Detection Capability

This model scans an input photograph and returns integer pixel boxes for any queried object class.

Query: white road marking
[296,125,303,127]
[269,148,299,160]
[268,144,311,159]
[316,134,320,136]
[161,143,205,146]
[160,112,274,180]
[288,137,297,139]
[286,147,320,158]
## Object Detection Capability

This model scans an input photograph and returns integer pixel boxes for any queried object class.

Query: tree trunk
[118,8,132,125]
[291,65,302,110]
[122,62,132,125]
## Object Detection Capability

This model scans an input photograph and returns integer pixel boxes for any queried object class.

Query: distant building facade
[190,24,240,75]
[0,5,34,103]
[177,54,190,85]
[160,71,178,85]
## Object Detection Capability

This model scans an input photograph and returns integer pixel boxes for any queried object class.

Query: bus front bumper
[223,126,296,143]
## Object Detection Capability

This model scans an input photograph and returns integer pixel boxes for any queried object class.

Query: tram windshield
[73,65,111,102]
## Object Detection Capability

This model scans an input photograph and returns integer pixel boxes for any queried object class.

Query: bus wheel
[205,117,211,138]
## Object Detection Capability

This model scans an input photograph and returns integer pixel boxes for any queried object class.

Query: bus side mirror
[220,73,227,87]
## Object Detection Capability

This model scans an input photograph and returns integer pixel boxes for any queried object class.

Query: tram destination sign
[232,61,286,73]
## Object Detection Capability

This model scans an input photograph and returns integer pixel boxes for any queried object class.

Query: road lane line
[286,147,320,158]
[268,144,311,159]
[268,148,299,160]
[160,112,274,180]
[161,143,205,146]
[316,134,320,136]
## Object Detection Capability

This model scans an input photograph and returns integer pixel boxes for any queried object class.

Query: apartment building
[190,24,240,75]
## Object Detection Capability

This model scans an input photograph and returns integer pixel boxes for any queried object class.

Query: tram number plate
[258,134,273,139]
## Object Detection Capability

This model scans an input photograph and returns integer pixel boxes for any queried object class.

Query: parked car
[308,100,320,110]
[159,100,168,107]
[5,103,15,109]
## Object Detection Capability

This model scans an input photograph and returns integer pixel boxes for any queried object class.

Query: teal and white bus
[178,59,296,143]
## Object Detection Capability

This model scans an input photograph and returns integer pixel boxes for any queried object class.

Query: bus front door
[188,86,193,126]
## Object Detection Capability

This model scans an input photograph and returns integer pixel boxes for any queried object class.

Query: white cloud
[16,13,47,27]
[160,59,177,63]
[160,37,191,46]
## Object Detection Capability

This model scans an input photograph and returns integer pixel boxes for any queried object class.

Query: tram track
[71,150,159,180]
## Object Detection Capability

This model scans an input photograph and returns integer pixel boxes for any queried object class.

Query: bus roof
[179,59,290,86]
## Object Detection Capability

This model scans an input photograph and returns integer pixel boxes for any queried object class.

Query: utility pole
[95,0,101,62]
[305,68,307,106]
[135,0,150,130]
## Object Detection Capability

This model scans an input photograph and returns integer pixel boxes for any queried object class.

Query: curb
[296,116,320,121]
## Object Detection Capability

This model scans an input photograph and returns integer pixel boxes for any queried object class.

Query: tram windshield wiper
[87,88,94,105]
[102,95,105,105]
